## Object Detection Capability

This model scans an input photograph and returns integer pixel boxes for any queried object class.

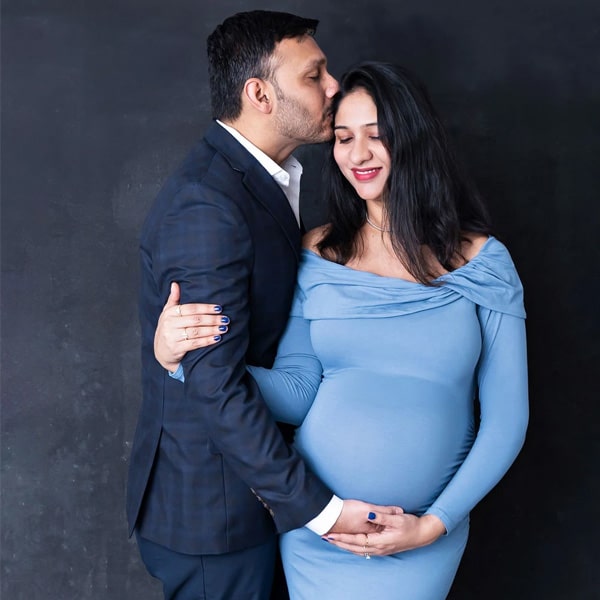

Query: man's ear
[243,78,274,114]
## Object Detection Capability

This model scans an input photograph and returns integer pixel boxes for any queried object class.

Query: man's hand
[325,510,446,556]
[328,500,404,535]
[154,282,229,372]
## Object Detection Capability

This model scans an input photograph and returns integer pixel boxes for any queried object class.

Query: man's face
[269,36,339,144]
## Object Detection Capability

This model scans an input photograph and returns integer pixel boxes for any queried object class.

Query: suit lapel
[242,164,301,260]
[204,122,301,260]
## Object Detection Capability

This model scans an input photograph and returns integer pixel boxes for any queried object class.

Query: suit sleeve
[425,308,529,533]
[169,312,322,426]
[154,182,332,532]
[248,290,323,426]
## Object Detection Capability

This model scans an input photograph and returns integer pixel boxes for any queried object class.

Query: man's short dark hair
[207,10,319,121]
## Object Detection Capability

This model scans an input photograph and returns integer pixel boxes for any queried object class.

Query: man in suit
[127,11,384,600]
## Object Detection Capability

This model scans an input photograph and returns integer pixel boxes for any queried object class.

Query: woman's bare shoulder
[461,232,489,262]
[301,224,331,253]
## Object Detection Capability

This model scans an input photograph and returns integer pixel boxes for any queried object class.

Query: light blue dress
[249,236,529,600]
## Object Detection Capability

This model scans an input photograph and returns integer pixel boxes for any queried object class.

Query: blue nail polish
[213,305,223,313]
[218,325,227,332]
[220,316,230,324]
[213,335,221,342]
[368,512,376,520]
[321,538,329,542]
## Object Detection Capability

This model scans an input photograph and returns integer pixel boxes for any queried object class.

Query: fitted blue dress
[249,236,529,600]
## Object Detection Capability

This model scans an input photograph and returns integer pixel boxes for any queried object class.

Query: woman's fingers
[181,325,228,342]
[154,312,229,369]
[178,329,225,349]
[175,303,224,319]
[176,319,229,341]
[171,314,230,330]
[323,532,385,557]
[155,292,231,371]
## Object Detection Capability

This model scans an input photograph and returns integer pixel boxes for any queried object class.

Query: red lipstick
[351,168,382,182]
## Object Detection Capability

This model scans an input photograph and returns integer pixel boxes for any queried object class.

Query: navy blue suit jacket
[127,122,332,555]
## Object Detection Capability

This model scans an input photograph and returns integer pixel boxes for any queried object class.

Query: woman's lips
[351,167,382,181]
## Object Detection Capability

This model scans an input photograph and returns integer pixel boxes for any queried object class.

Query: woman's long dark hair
[317,61,491,284]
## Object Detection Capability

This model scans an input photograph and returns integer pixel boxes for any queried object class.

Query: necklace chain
[366,215,391,232]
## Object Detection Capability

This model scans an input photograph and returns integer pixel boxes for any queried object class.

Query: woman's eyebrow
[333,122,378,130]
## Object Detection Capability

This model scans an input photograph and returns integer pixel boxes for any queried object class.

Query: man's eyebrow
[304,57,327,71]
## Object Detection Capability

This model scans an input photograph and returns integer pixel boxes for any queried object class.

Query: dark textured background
[2,0,599,598]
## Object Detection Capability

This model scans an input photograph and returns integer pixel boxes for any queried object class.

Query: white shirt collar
[216,120,303,225]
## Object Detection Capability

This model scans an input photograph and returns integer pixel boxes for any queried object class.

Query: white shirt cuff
[304,495,343,535]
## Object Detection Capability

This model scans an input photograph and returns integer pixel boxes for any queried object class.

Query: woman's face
[332,88,391,204]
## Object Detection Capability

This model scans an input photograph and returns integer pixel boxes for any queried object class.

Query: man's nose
[324,71,339,97]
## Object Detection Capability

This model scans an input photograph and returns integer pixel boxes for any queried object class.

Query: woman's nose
[350,138,372,163]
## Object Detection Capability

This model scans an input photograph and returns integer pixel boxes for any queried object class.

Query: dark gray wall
[2,0,599,598]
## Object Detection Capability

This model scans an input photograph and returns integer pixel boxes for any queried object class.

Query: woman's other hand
[324,510,446,557]
[154,282,229,372]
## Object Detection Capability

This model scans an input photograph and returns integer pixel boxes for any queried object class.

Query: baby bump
[295,371,475,513]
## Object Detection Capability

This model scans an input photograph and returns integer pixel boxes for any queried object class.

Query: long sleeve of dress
[170,296,323,426]
[425,306,529,533]
[248,292,323,426]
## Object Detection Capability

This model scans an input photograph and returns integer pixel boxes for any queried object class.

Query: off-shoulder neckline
[301,236,496,285]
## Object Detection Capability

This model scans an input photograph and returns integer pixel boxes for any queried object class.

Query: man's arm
[154,184,330,531]
[154,184,392,534]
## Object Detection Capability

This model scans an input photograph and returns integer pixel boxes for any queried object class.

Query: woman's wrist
[418,514,446,546]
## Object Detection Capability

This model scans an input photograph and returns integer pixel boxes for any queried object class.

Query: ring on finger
[182,328,188,340]
[363,534,371,559]
[175,305,181,316]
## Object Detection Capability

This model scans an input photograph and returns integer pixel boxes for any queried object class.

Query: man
[127,11,384,600]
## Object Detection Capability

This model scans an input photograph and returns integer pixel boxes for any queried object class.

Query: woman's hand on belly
[324,509,446,557]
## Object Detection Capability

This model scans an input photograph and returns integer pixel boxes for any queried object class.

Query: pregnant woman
[155,62,528,599]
